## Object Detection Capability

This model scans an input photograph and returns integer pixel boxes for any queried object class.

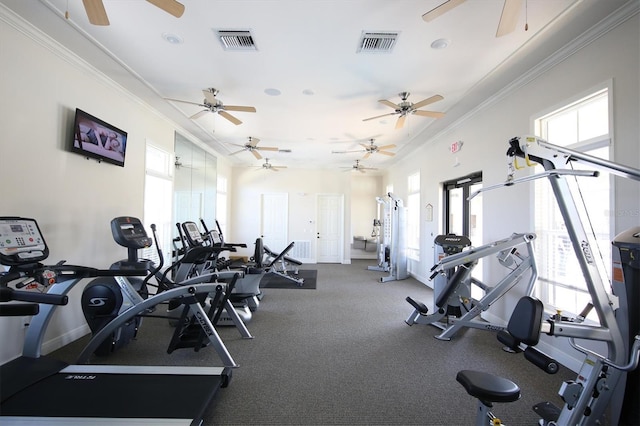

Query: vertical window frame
[532,84,612,318]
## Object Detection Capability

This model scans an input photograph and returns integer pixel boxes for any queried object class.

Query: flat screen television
[70,108,127,167]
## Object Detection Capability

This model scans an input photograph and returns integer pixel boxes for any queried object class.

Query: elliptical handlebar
[0,285,68,306]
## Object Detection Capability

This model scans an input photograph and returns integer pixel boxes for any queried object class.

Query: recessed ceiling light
[162,33,183,44]
[264,88,281,96]
[430,38,449,49]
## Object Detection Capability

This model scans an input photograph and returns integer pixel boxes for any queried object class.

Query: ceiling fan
[80,0,185,26]
[257,158,287,172]
[174,156,195,169]
[165,88,256,126]
[341,160,378,173]
[362,92,445,129]
[228,137,279,160]
[422,0,524,37]
[332,139,396,159]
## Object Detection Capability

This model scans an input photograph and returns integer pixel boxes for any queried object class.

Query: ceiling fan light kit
[165,88,257,126]
[363,92,445,129]
[258,158,287,172]
[341,160,378,173]
[228,137,279,160]
[331,139,396,159]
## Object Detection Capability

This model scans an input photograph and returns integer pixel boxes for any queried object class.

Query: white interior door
[261,193,288,252]
[316,194,343,263]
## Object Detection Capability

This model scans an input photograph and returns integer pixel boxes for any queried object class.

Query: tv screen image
[71,108,127,167]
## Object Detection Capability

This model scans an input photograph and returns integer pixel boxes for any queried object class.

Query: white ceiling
[1,0,631,171]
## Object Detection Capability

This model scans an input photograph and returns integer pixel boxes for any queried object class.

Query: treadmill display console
[0,217,49,265]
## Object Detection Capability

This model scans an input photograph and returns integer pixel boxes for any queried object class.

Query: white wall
[383,14,639,370]
[229,166,353,262]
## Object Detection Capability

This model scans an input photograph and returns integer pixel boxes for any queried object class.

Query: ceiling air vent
[357,31,399,53]
[215,30,257,51]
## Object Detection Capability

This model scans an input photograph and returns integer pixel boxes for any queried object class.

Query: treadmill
[0,216,231,425]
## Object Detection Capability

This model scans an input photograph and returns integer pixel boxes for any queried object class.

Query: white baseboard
[41,324,90,356]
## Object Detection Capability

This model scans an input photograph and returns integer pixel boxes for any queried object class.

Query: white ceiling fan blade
[378,151,395,156]
[422,0,466,22]
[219,110,242,125]
[363,152,371,159]
[395,115,406,129]
[247,137,260,147]
[413,110,446,119]
[411,95,444,110]
[496,0,522,37]
[189,110,209,120]
[225,105,257,113]
[256,147,279,152]
[377,144,396,151]
[379,99,400,109]
[82,0,109,25]
[251,150,262,160]
[146,0,185,18]
[363,112,397,122]
[229,149,246,156]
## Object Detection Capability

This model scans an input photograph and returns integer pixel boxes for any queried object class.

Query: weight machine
[367,192,408,282]
[457,136,640,426]
[406,232,538,341]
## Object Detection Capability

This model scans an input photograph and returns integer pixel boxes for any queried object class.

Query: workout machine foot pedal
[405,297,429,315]
[533,401,560,423]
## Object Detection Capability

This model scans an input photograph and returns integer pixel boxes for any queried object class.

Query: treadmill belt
[1,371,222,420]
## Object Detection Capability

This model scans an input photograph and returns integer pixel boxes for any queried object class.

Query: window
[533,87,611,318]
[143,144,174,269]
[216,176,228,236]
[407,172,420,260]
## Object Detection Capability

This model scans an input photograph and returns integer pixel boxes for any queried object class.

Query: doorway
[316,194,344,263]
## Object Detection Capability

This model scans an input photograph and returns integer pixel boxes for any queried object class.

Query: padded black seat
[456,370,520,405]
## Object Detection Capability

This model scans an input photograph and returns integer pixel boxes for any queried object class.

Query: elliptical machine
[81,217,157,356]
[81,216,253,357]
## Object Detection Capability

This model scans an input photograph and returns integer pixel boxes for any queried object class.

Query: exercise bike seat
[456,370,520,405]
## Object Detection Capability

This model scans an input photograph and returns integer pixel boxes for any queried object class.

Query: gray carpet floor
[52,260,578,425]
